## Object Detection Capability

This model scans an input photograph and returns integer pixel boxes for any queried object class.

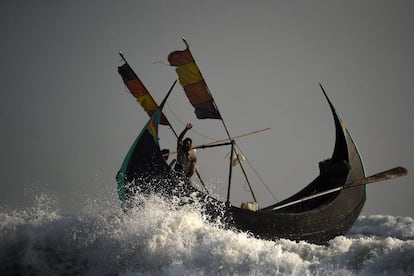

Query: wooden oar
[270,167,408,212]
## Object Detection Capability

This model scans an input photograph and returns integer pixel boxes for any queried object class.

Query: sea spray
[349,215,414,240]
[1,192,413,275]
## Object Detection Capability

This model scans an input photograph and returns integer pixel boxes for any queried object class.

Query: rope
[166,99,277,202]
[165,102,218,141]
[235,144,279,203]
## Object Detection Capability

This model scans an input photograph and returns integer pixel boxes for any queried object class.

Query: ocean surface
[1,192,413,276]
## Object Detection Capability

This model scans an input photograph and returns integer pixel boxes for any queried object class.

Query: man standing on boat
[175,123,197,182]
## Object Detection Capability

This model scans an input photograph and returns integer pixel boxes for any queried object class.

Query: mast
[182,38,255,204]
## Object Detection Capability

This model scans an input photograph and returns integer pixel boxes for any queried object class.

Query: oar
[270,167,408,212]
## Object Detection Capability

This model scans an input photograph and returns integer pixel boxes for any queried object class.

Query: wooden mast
[182,38,256,204]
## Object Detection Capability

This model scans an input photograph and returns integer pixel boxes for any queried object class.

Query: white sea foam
[1,192,413,275]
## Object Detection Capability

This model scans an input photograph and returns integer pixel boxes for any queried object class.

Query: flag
[118,63,169,125]
[147,109,160,140]
[168,48,221,119]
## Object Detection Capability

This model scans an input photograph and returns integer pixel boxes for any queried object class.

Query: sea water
[1,192,413,276]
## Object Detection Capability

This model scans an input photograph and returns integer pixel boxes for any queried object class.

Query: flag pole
[182,38,254,203]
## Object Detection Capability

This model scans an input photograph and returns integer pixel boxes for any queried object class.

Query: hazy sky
[1,1,413,216]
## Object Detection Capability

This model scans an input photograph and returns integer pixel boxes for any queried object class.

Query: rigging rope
[164,85,277,203]
[234,144,279,203]
[165,102,218,141]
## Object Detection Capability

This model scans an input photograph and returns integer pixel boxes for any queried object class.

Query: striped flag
[118,63,169,125]
[168,48,221,120]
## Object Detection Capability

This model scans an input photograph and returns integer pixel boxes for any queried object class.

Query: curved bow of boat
[231,85,367,244]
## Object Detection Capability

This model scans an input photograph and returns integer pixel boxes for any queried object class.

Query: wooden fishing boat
[116,40,407,244]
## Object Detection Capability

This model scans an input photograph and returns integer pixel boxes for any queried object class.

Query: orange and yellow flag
[118,63,169,125]
[168,48,221,120]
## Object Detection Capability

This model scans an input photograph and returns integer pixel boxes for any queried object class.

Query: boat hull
[228,185,366,244]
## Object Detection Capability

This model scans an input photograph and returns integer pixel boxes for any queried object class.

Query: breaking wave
[1,192,413,275]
